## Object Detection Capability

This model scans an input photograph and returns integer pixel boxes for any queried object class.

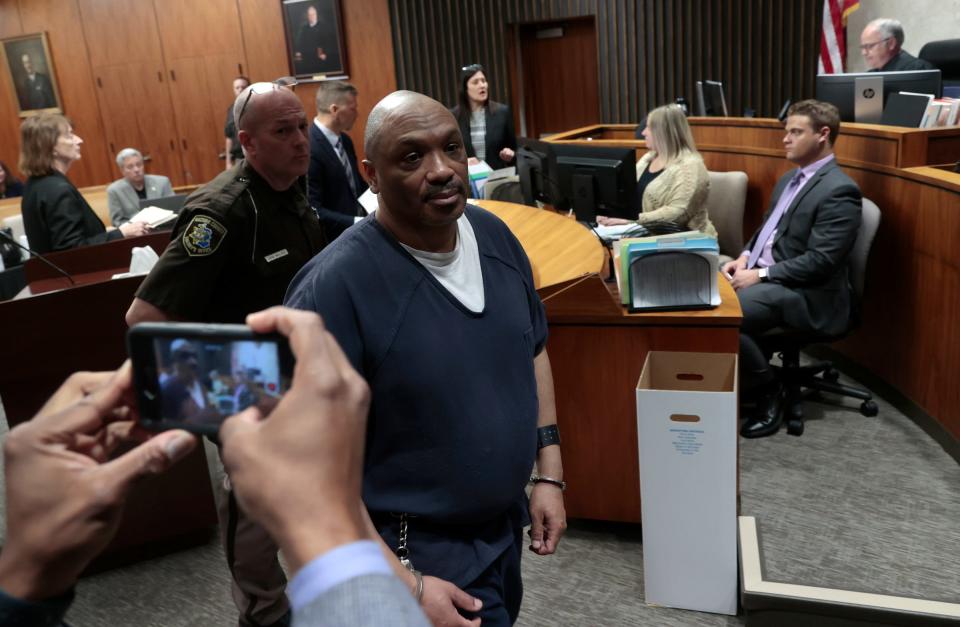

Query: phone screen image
[154,337,291,427]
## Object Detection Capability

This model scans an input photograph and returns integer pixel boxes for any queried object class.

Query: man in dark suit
[17,54,56,111]
[723,100,862,438]
[308,80,368,240]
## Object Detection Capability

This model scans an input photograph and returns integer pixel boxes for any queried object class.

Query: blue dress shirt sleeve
[288,540,395,611]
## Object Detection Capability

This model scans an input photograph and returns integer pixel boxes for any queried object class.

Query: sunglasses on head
[236,76,298,123]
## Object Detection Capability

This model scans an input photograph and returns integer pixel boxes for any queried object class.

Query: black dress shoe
[740,388,784,438]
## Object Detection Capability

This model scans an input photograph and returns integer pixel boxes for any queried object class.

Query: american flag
[818,0,860,74]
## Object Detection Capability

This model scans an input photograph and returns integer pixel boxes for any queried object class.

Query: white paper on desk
[357,188,378,215]
[596,225,699,243]
[113,246,159,279]
[486,166,516,181]
[129,246,159,275]
[593,223,636,241]
[128,206,177,227]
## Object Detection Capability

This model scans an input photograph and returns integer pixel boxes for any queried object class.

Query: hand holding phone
[219,307,372,571]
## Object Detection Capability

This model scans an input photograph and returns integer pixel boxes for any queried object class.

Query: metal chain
[396,512,414,571]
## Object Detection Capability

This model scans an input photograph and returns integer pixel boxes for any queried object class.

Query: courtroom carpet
[0,365,957,626]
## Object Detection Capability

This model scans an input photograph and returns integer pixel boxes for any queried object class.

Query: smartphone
[127,322,295,436]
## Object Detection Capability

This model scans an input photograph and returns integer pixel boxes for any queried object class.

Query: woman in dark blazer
[0,161,23,199]
[450,64,517,171]
[19,114,149,254]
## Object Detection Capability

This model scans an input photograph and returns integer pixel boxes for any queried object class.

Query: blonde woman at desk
[597,103,716,238]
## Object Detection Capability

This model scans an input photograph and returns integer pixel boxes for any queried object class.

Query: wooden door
[135,65,185,186]
[92,65,144,169]
[80,0,183,185]
[155,0,247,184]
[518,18,600,139]
[167,58,224,185]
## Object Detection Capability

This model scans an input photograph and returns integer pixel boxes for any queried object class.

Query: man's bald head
[234,85,310,190]
[234,85,301,134]
[364,90,456,161]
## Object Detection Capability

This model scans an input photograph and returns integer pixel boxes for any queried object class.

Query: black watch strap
[537,424,561,450]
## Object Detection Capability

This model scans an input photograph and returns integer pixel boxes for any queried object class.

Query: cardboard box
[636,351,738,615]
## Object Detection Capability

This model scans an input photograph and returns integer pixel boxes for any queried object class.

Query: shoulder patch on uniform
[182,214,227,257]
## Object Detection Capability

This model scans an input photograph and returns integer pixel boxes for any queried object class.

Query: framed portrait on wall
[281,0,348,80]
[1,33,62,117]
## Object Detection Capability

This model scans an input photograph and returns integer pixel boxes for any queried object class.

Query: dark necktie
[336,137,357,198]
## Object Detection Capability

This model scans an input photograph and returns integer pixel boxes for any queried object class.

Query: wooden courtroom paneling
[0,0,397,188]
[18,0,114,186]
[390,0,821,127]
[153,0,246,61]
[130,63,186,186]
[77,0,165,66]
[236,0,290,82]
[79,0,185,185]
[0,1,23,176]
[154,0,247,184]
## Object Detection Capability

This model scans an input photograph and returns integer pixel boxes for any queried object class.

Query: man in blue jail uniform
[285,90,567,626]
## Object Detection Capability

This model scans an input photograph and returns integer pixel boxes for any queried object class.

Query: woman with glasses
[19,113,150,253]
[451,63,517,171]
[597,104,717,238]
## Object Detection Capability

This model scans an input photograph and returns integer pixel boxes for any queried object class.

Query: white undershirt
[400,214,485,312]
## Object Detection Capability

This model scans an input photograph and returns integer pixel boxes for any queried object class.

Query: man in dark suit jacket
[308,80,368,241]
[723,100,862,438]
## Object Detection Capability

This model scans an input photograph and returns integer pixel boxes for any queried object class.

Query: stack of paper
[922,98,960,128]
[616,233,720,312]
[127,205,178,228]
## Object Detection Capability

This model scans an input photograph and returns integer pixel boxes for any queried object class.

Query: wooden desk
[554,118,960,169]
[478,200,742,522]
[547,121,960,450]
[0,183,197,225]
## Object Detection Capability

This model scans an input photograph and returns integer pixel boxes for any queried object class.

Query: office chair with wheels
[705,171,747,265]
[758,198,881,436]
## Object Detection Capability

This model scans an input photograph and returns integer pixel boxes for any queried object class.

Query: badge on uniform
[182,215,227,257]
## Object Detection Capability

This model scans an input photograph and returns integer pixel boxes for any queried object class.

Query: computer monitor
[516,138,558,207]
[695,80,729,116]
[815,69,942,122]
[552,144,638,223]
[138,193,188,213]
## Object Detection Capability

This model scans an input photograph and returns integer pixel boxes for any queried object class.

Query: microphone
[0,229,75,286]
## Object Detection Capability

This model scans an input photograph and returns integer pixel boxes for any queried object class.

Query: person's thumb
[96,430,196,499]
[449,583,483,612]
[529,515,545,552]
[220,406,263,446]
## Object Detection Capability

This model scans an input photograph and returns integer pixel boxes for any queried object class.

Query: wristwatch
[758,267,769,282]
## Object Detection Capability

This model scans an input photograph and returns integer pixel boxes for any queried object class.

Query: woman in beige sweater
[597,104,717,238]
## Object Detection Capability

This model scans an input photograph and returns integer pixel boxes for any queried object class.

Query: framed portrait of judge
[1,32,63,117]
[281,0,348,80]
